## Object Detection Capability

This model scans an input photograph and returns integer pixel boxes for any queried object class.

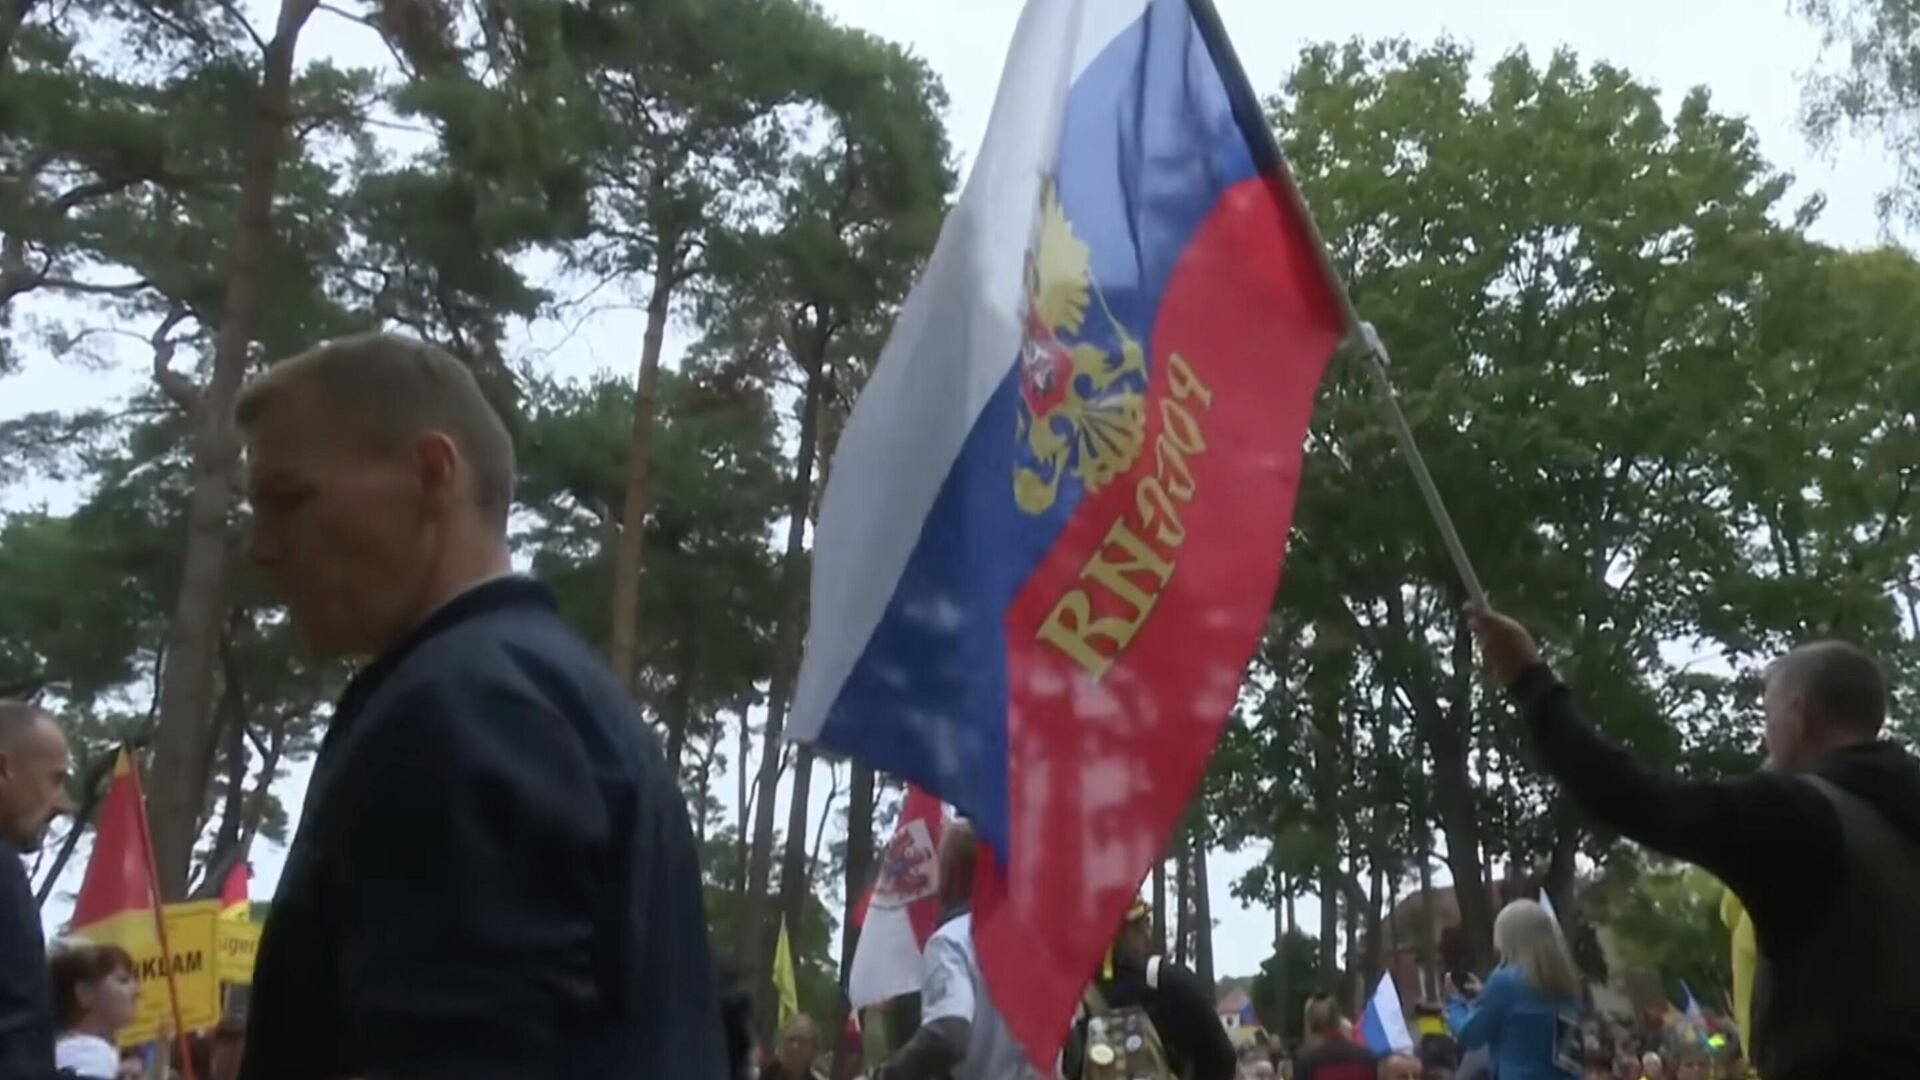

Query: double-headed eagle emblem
[1014,181,1148,515]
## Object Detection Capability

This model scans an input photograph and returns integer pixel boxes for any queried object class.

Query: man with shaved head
[761,1014,823,1080]
[0,700,71,1077]
[1471,607,1920,1080]
[233,334,728,1079]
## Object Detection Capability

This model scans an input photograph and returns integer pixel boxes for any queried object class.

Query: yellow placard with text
[70,900,222,1046]
[216,917,260,984]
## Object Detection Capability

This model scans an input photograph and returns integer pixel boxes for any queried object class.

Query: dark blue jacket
[240,578,729,1079]
[0,841,51,1080]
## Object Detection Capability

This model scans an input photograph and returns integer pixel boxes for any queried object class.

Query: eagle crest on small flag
[873,817,939,909]
[1014,180,1147,515]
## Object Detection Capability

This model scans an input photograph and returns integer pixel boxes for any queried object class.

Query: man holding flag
[870,822,1029,1080]
[787,0,1348,1065]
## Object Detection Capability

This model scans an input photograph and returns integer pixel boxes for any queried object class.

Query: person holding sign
[48,943,138,1079]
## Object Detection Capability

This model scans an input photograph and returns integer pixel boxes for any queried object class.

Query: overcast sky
[7,0,1906,981]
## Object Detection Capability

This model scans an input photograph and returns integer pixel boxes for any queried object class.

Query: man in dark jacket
[1470,606,1920,1080]
[0,700,71,1079]
[234,333,729,1079]
[1068,902,1235,1080]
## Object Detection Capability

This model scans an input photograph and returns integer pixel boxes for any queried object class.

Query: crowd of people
[0,333,1913,1079]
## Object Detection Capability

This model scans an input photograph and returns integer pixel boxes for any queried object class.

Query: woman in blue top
[1445,899,1584,1080]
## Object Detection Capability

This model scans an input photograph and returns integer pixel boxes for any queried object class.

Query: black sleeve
[0,867,50,1080]
[1151,965,1237,1080]
[872,1017,968,1080]
[1514,664,1843,932]
[332,677,612,1077]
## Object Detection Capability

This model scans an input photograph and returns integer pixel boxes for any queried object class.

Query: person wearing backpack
[1067,902,1234,1080]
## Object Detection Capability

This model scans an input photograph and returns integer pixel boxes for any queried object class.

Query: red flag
[217,861,249,918]
[70,750,198,1077]
[835,1010,863,1080]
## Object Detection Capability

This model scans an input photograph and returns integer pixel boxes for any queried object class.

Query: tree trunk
[1174,833,1191,968]
[1152,859,1167,955]
[606,258,677,694]
[736,703,752,898]
[840,763,875,986]
[1318,866,1337,986]
[692,738,717,851]
[197,627,250,892]
[1545,808,1581,924]
[236,729,282,861]
[778,748,817,932]
[1416,613,1495,972]
[806,760,841,876]
[741,347,827,1020]
[663,590,696,770]
[1418,847,1439,1002]
[1192,840,1214,994]
[147,0,318,900]
[199,712,249,892]
[1363,861,1384,994]
[1343,861,1359,1012]
[1272,873,1288,1037]
[831,763,875,1059]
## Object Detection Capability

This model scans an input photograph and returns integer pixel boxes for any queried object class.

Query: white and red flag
[847,785,945,1008]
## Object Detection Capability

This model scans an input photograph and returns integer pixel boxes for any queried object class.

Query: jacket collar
[323,576,555,752]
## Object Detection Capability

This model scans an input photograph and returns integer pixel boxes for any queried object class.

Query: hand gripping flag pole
[1186,0,1489,609]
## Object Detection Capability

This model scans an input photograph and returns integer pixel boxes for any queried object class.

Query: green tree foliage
[1249,929,1335,1045]
[1799,0,1920,221]
[0,410,339,899]
[562,0,832,691]
[1218,40,1920,985]
[0,0,563,893]
[1585,859,1732,1012]
[515,369,783,772]
[704,19,954,1021]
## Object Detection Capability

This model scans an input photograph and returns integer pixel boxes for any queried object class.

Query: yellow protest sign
[70,900,222,1046]
[216,918,261,985]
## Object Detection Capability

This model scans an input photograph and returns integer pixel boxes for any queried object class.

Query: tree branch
[149,305,202,414]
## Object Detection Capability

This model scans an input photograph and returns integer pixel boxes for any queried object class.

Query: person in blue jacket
[1445,900,1584,1080]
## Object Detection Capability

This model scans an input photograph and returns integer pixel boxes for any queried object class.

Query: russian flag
[1360,972,1415,1056]
[787,0,1345,1061]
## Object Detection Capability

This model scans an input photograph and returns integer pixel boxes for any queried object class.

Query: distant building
[1365,878,1530,1009]
[1216,987,1262,1046]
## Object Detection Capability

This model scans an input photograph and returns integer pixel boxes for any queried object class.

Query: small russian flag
[1359,972,1414,1055]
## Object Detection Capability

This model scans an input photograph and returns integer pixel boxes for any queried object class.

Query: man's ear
[413,432,462,513]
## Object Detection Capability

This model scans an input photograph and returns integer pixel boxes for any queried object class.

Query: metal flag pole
[1186,0,1489,609]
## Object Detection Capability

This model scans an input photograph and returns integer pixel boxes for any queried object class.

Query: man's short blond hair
[235,333,516,528]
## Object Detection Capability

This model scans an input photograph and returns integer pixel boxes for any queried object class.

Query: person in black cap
[1068,902,1235,1080]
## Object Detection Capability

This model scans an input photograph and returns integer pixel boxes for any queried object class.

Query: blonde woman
[1444,900,1584,1080]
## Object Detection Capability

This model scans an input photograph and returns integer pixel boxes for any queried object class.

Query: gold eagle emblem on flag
[1013,180,1148,515]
